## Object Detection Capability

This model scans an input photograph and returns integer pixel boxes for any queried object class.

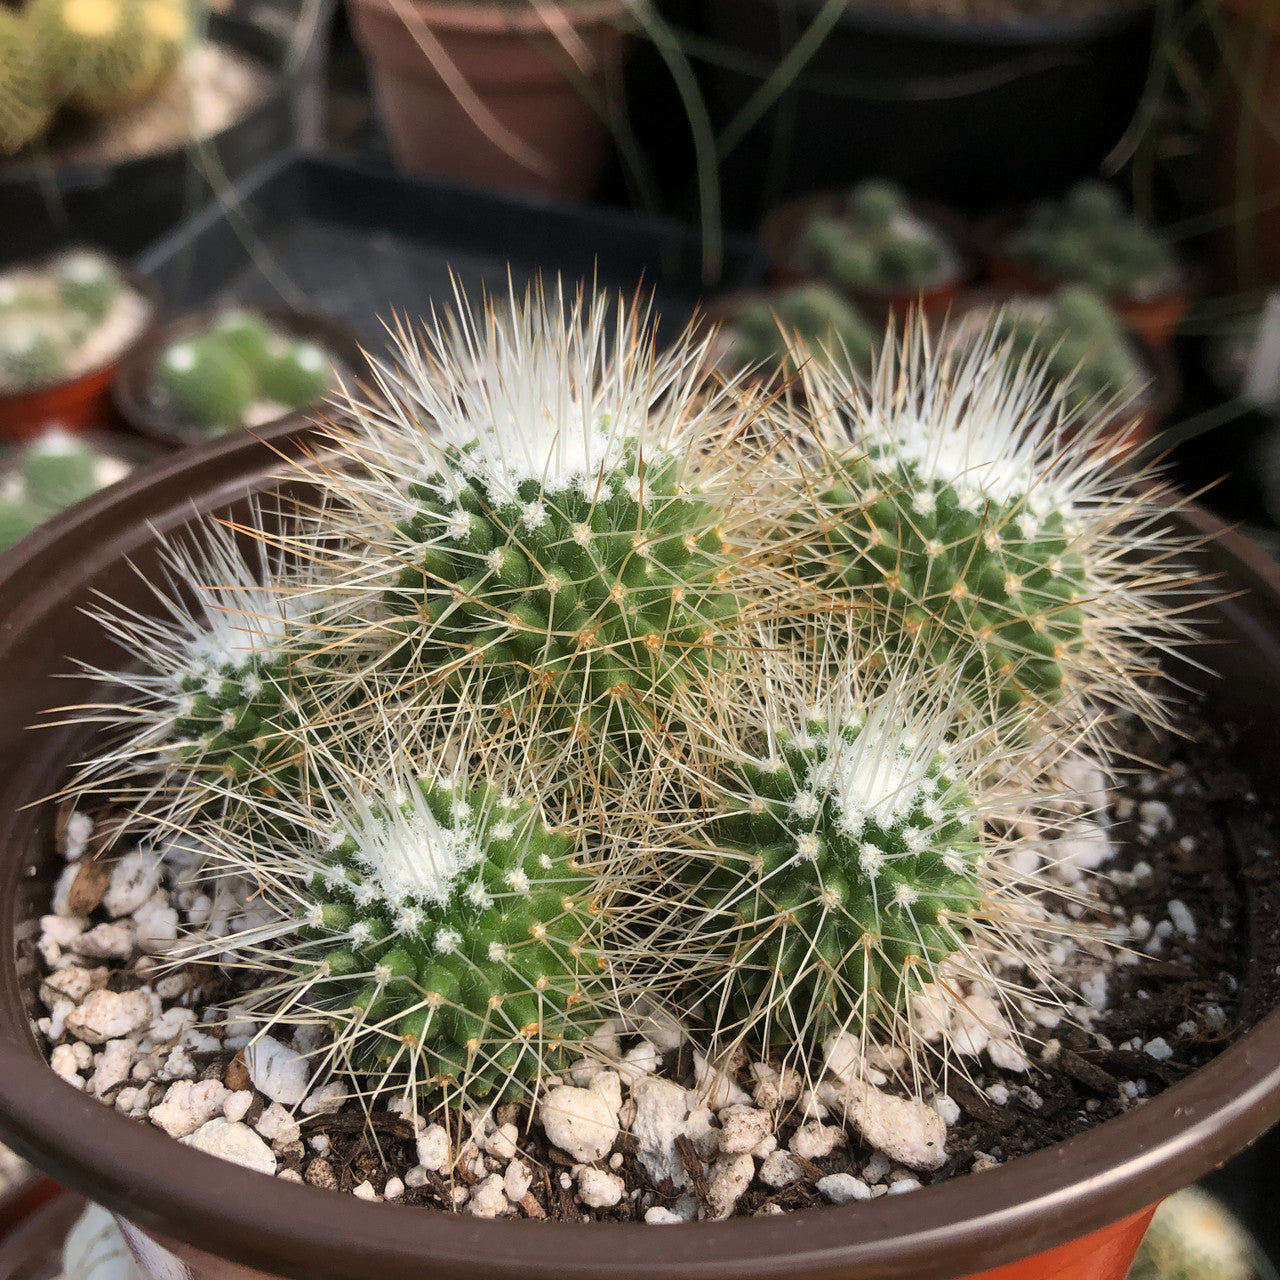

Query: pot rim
[344,0,630,36]
[1,430,1279,1280]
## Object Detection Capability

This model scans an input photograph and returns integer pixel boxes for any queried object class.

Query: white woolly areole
[338,782,482,912]
[350,287,718,514]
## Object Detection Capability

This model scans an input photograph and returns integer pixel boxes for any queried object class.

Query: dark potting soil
[28,701,1269,1221]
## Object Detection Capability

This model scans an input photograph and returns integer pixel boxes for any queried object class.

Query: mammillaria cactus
[313,291,760,788]
[20,427,98,513]
[52,288,1195,1120]
[0,8,52,154]
[156,337,257,431]
[772,319,1188,732]
[799,180,957,296]
[207,751,605,1100]
[54,250,122,325]
[0,313,70,391]
[988,286,1144,417]
[727,283,879,380]
[1007,180,1179,301]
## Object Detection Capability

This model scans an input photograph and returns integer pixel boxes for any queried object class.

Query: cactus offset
[1009,181,1177,300]
[207,756,604,1101]
[315,289,756,786]
[777,319,1192,731]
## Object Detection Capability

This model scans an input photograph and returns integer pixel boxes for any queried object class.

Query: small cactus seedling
[0,8,52,155]
[154,316,340,434]
[315,288,759,787]
[53,250,120,325]
[728,284,879,380]
[209,309,274,375]
[20,428,99,514]
[202,748,606,1101]
[1007,180,1178,300]
[774,317,1192,733]
[799,180,956,295]
[156,338,256,432]
[259,341,332,408]
[990,286,1143,417]
[0,314,70,391]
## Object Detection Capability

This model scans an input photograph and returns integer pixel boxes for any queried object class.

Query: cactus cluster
[0,249,133,394]
[726,283,879,380]
[1007,180,1178,300]
[0,0,190,153]
[58,287,1193,1116]
[799,180,957,296]
[0,428,126,551]
[155,311,337,434]
[988,286,1144,417]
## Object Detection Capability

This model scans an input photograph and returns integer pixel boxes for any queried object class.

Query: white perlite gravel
[31,743,1236,1223]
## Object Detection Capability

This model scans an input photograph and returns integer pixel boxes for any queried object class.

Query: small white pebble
[416,1124,450,1172]
[1144,1037,1174,1061]
[352,1180,377,1201]
[577,1167,625,1209]
[504,1160,532,1203]
[888,1178,921,1194]
[817,1173,872,1204]
[1167,900,1197,939]
[985,1083,1010,1106]
[467,1175,510,1218]
[383,1177,404,1200]
[931,1095,960,1126]
[644,1207,683,1225]
[222,1091,253,1124]
[759,1150,803,1188]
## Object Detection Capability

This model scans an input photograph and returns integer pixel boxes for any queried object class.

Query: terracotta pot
[0,428,1277,1279]
[758,191,972,322]
[0,263,160,442]
[974,210,1190,349]
[112,307,370,448]
[346,0,631,198]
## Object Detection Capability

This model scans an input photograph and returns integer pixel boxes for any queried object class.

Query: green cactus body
[1008,181,1177,299]
[21,430,99,514]
[0,315,69,390]
[258,341,332,408]
[810,448,1088,712]
[209,310,275,376]
[697,712,980,1039]
[54,251,119,324]
[0,9,52,155]
[992,287,1141,417]
[732,284,878,379]
[291,775,598,1097]
[383,438,741,777]
[1128,1189,1256,1280]
[156,338,255,433]
[0,496,40,549]
[798,181,953,295]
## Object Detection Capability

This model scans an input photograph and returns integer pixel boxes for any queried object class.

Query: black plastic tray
[135,151,764,343]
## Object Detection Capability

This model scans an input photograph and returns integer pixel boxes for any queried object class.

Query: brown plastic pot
[758,191,972,322]
[111,307,370,449]
[345,0,631,198]
[0,431,1279,1280]
[975,210,1190,349]
[0,263,159,443]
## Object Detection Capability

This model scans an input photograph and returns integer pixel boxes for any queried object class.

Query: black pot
[0,14,295,267]
[698,0,1157,228]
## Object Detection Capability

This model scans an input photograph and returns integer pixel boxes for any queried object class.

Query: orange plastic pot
[975,212,1189,349]
[0,430,1277,1280]
[0,264,159,442]
[346,0,631,198]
